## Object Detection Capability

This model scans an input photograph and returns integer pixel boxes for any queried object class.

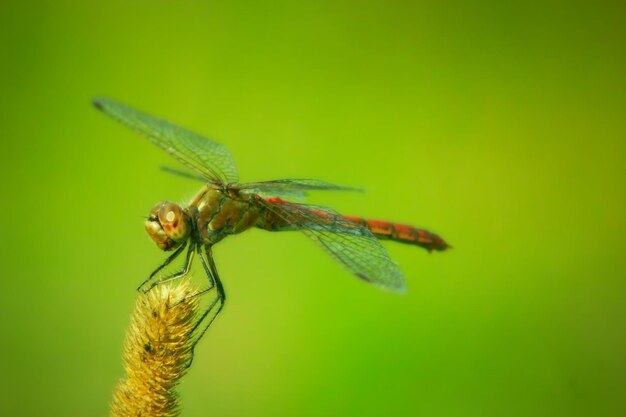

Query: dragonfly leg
[185,246,226,364]
[169,245,216,307]
[137,243,186,292]
[139,242,195,293]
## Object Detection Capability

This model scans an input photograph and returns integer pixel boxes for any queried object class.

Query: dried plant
[110,279,200,417]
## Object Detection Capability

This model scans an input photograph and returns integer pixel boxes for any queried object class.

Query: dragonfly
[93,97,450,342]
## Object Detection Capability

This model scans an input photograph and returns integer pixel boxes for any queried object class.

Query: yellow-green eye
[145,201,190,251]
[158,202,182,226]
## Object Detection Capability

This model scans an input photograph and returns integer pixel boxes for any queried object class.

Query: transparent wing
[238,178,362,196]
[255,198,406,293]
[93,97,239,183]
[246,188,308,201]
[160,166,206,182]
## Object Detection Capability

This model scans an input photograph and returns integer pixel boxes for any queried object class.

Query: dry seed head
[110,279,200,417]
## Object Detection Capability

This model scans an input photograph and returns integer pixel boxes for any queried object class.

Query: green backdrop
[1,1,625,416]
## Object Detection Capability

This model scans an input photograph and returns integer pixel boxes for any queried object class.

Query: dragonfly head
[145,201,191,251]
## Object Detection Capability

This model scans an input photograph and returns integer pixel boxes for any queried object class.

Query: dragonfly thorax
[145,201,192,251]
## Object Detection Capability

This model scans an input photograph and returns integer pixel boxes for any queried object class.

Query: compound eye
[158,203,183,226]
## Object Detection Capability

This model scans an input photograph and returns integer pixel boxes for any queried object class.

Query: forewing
[255,198,406,293]
[237,179,362,201]
[93,97,239,183]
[238,179,362,194]
[160,166,206,182]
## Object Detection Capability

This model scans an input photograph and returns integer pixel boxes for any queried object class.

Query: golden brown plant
[110,279,200,417]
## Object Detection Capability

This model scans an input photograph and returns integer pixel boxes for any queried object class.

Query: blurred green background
[1,1,625,416]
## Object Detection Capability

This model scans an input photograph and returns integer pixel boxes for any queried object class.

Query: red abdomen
[344,216,450,252]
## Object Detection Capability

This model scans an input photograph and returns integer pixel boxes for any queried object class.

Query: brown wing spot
[355,273,371,282]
